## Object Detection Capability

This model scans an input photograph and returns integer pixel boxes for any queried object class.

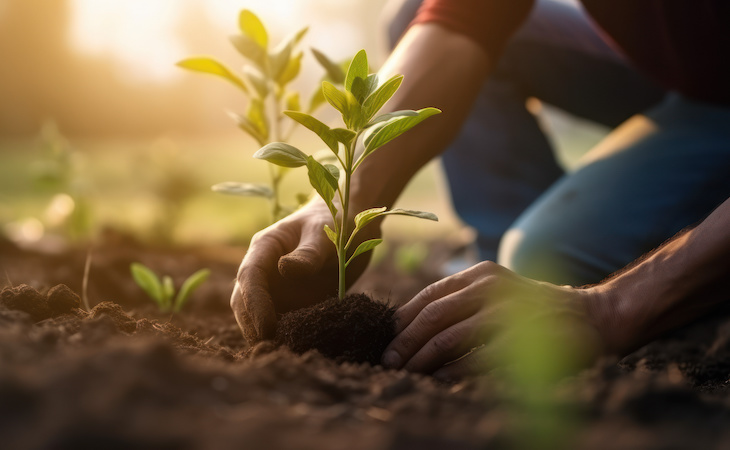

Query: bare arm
[350,23,491,210]
[592,197,730,354]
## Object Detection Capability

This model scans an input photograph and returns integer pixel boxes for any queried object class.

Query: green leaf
[254,142,308,167]
[174,269,211,313]
[278,51,303,86]
[269,27,307,81]
[330,128,356,147]
[346,239,383,267]
[351,74,379,105]
[242,66,268,98]
[322,82,362,129]
[381,208,439,222]
[283,111,338,153]
[323,224,337,245]
[311,48,345,84]
[365,110,419,128]
[354,207,387,230]
[130,263,164,307]
[246,98,268,140]
[306,156,338,214]
[230,34,267,70]
[363,107,441,155]
[228,111,266,146]
[321,81,350,116]
[162,276,174,311]
[363,75,403,121]
[239,10,268,49]
[324,164,340,181]
[211,182,273,198]
[354,207,438,233]
[285,92,300,112]
[176,57,248,93]
[345,49,368,93]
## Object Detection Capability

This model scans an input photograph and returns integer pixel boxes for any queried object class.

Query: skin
[232,23,730,378]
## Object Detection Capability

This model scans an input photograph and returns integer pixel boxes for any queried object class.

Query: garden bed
[2,234,730,449]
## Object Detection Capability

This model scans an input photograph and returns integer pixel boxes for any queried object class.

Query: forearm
[587,197,730,354]
[350,23,491,209]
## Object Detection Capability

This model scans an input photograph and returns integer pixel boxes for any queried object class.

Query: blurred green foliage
[178,9,353,223]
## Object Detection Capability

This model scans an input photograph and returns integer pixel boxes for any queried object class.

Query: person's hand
[231,199,377,344]
[381,261,607,380]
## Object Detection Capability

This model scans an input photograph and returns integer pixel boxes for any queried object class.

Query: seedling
[177,10,347,222]
[31,121,92,241]
[254,49,440,299]
[130,263,210,313]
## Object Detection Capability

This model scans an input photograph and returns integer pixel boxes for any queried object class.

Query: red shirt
[411,0,730,105]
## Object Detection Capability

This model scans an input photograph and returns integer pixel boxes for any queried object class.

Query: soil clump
[274,293,396,365]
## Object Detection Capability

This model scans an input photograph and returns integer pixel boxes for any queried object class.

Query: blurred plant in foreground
[491,296,598,449]
[177,10,350,223]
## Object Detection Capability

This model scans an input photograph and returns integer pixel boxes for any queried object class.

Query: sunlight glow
[69,1,365,82]
[70,0,185,82]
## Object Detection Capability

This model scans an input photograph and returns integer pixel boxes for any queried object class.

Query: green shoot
[130,263,210,313]
[177,10,347,222]
[253,49,440,299]
[31,121,93,241]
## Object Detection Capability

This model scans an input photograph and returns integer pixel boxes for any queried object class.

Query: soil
[275,293,396,366]
[2,232,730,449]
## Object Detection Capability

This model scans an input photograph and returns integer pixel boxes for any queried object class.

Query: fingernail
[381,350,402,369]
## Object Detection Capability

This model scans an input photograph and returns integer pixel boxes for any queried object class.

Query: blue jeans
[385,0,730,285]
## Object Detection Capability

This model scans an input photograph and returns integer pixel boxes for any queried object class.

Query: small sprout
[253,49,440,299]
[130,263,210,313]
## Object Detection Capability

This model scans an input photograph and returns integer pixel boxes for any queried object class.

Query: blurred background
[0,0,606,250]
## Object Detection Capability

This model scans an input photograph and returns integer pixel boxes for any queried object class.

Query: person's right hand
[230,199,376,344]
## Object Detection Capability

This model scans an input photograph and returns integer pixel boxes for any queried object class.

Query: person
[230,0,730,379]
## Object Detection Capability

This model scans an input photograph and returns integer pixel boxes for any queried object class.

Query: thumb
[278,230,330,279]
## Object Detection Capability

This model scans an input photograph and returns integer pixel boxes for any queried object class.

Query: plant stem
[270,165,283,221]
[336,133,358,299]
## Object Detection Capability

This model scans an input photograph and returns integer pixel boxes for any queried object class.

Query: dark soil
[275,293,396,366]
[2,233,730,449]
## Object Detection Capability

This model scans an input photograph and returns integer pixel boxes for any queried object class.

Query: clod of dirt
[0,284,52,322]
[88,302,138,334]
[46,284,81,316]
[274,293,396,366]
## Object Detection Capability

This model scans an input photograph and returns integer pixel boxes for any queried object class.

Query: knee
[497,226,597,286]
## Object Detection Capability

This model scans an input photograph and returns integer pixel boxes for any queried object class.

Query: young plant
[254,49,440,299]
[177,10,346,222]
[130,263,210,313]
[31,121,93,241]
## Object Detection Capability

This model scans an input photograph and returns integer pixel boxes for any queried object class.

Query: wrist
[580,283,644,356]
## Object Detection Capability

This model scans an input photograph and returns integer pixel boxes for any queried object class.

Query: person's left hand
[380,261,606,380]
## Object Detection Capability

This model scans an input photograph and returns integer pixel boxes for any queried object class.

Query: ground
[2,232,730,450]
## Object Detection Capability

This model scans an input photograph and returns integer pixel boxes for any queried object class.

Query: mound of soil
[2,235,730,449]
[275,293,396,365]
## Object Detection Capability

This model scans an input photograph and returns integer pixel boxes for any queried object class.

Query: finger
[230,281,273,343]
[235,233,283,341]
[278,223,332,280]
[432,344,493,381]
[403,312,488,373]
[394,267,480,334]
[382,289,482,369]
